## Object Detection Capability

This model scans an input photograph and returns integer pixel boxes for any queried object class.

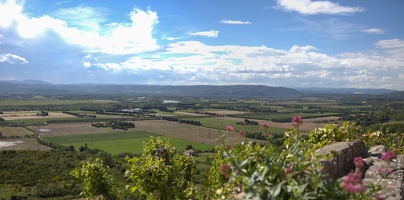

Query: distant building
[183,149,196,156]
[137,97,146,101]
[121,108,143,113]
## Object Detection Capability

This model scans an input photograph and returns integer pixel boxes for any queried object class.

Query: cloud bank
[275,0,364,15]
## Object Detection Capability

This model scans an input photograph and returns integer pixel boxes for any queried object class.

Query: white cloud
[165,37,182,41]
[219,20,251,25]
[83,62,91,68]
[361,28,385,34]
[0,1,160,55]
[376,39,404,50]
[375,39,404,59]
[275,0,364,15]
[188,30,219,38]
[0,53,28,64]
[288,45,317,53]
[53,6,107,31]
[399,74,404,80]
[94,63,122,72]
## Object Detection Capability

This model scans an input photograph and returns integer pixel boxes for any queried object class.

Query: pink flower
[341,171,366,194]
[238,130,246,137]
[220,163,231,179]
[260,123,270,130]
[378,167,393,177]
[292,116,303,127]
[285,168,293,174]
[292,116,303,124]
[225,144,232,150]
[226,125,234,132]
[381,151,396,161]
[353,157,365,169]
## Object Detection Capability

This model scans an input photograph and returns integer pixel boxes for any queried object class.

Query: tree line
[160,116,202,126]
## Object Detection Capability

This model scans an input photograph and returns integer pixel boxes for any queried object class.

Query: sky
[0,0,403,90]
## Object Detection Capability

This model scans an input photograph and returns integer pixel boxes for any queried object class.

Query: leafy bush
[307,121,361,148]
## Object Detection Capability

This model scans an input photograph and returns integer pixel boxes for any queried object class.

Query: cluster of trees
[158,107,175,113]
[0,135,35,139]
[389,110,404,121]
[342,112,389,127]
[194,110,218,115]
[236,118,259,125]
[244,132,267,140]
[160,116,202,126]
[36,111,49,116]
[37,138,76,151]
[91,120,135,130]
[0,117,4,121]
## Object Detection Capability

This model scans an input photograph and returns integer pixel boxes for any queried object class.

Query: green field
[43,131,215,154]
[192,117,288,134]
[235,112,339,121]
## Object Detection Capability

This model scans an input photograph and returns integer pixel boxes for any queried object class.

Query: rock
[362,151,403,199]
[316,140,365,181]
[368,145,387,157]
[317,141,403,199]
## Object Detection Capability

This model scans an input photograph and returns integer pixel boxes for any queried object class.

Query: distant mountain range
[0,80,402,99]
[0,80,302,98]
[295,87,398,95]
[2,79,54,85]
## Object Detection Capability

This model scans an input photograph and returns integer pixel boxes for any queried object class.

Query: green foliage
[207,127,342,199]
[71,158,117,199]
[126,137,199,199]
[0,150,83,199]
[185,144,193,150]
[307,121,404,154]
[362,126,404,154]
[307,121,361,148]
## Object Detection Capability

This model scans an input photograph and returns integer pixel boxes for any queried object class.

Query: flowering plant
[207,117,344,199]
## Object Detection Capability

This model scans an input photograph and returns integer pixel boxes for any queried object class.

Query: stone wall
[316,141,404,200]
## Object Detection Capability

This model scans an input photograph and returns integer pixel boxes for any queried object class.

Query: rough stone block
[315,140,365,181]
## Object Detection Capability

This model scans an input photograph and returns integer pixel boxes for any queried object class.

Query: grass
[42,131,215,154]
[235,112,339,121]
[192,117,288,134]
[194,152,216,163]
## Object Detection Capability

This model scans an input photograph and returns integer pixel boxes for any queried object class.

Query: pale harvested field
[29,123,127,137]
[209,110,247,115]
[0,127,34,137]
[0,138,51,151]
[221,116,340,133]
[1,112,76,120]
[131,120,261,146]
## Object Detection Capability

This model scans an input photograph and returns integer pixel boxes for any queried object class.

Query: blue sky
[0,0,403,90]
